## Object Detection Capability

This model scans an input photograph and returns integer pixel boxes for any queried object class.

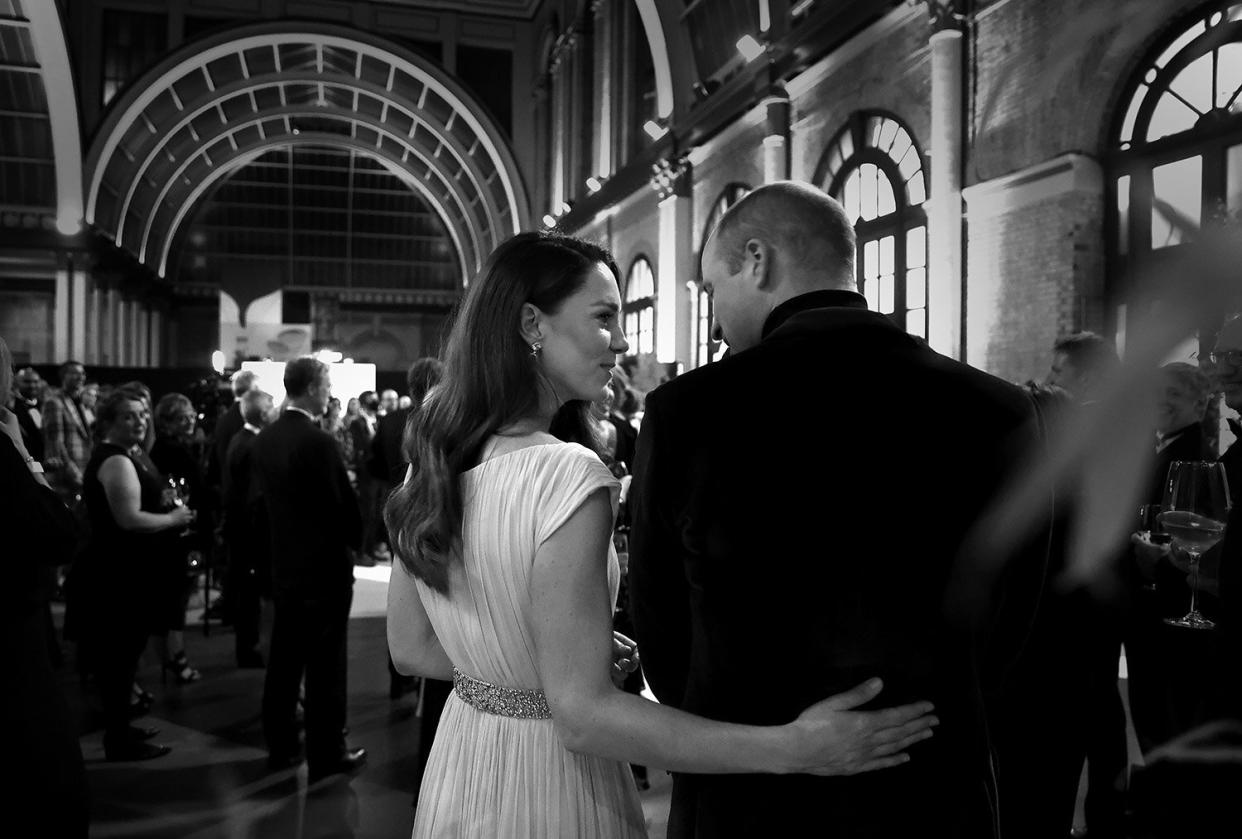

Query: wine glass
[1157,461,1230,630]
[167,475,193,537]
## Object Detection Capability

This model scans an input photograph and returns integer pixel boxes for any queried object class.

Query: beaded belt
[452,668,552,720]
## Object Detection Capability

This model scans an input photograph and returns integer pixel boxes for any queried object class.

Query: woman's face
[535,262,629,405]
[80,384,99,410]
[169,406,196,438]
[347,398,359,414]
[108,399,148,448]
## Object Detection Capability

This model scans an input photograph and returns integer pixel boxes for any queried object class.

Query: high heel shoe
[162,651,201,685]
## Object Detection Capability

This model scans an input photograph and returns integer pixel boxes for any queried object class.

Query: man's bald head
[709,181,856,290]
[700,182,857,352]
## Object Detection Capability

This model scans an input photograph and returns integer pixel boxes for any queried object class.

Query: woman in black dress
[150,392,205,683]
[72,391,194,760]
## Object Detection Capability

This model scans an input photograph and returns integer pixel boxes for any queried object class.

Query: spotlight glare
[736,34,765,62]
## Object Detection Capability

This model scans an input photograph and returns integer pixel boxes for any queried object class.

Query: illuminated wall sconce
[643,118,668,140]
[736,34,766,62]
[560,201,572,214]
[211,350,226,375]
[542,213,557,227]
[586,176,606,193]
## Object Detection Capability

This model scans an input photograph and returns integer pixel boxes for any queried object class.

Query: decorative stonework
[926,0,967,33]
[649,155,692,200]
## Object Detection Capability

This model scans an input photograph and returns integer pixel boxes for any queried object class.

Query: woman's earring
[530,341,542,358]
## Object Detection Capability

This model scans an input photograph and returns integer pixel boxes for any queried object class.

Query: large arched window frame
[818,112,928,338]
[692,182,749,367]
[624,256,656,355]
[1107,3,1242,316]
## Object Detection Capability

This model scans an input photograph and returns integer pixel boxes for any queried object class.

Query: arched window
[692,183,750,367]
[1109,3,1242,296]
[818,113,928,338]
[624,257,656,355]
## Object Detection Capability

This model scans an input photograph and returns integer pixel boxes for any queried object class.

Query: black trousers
[226,542,265,658]
[86,610,150,747]
[262,589,352,768]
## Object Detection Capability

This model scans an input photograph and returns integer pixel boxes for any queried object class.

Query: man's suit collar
[285,406,317,422]
[761,289,869,341]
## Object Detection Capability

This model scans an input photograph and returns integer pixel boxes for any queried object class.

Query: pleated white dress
[410,442,647,839]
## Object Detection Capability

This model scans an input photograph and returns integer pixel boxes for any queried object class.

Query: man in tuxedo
[204,370,257,622]
[367,358,451,798]
[41,360,92,506]
[254,358,365,780]
[222,388,275,668]
[1043,332,1130,839]
[12,367,45,462]
[350,391,383,564]
[628,181,1041,838]
[206,369,257,502]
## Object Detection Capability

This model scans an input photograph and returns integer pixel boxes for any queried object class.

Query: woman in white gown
[385,232,938,838]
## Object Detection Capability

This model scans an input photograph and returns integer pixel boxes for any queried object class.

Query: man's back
[629,302,1038,837]
[370,406,410,487]
[255,411,361,595]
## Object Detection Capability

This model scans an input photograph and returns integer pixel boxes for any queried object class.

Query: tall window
[818,113,928,338]
[692,183,750,367]
[624,257,656,355]
[1110,3,1242,291]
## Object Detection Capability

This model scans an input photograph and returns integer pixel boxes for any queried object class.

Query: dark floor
[62,572,672,839]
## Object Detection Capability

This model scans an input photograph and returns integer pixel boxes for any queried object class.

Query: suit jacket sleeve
[327,433,363,550]
[627,386,692,706]
[367,421,388,483]
[3,435,80,569]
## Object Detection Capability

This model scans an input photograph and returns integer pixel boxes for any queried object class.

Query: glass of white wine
[1157,461,1230,630]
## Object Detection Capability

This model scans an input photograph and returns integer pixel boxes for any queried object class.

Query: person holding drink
[1128,359,1229,753]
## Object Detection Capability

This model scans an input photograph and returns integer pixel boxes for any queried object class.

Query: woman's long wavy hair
[384,231,618,593]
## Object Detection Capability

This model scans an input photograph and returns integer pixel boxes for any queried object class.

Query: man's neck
[287,400,320,419]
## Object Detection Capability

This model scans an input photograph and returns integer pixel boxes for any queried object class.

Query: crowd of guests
[3,186,1239,839]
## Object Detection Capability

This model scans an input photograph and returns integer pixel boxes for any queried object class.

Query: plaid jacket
[42,389,93,494]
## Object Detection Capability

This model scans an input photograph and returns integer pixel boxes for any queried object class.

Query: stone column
[86,278,102,365]
[149,308,163,368]
[136,305,150,367]
[926,0,965,359]
[106,288,122,366]
[652,155,694,369]
[762,87,791,184]
[69,261,87,362]
[592,0,612,179]
[53,263,69,362]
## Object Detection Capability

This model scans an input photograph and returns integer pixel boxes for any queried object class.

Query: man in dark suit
[628,182,1041,838]
[1127,362,1221,755]
[367,357,451,799]
[204,369,256,622]
[222,388,275,668]
[206,369,256,499]
[12,367,45,462]
[254,357,366,780]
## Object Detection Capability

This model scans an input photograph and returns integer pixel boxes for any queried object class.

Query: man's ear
[518,302,544,345]
[744,238,772,290]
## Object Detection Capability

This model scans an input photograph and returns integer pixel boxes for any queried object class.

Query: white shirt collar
[243,422,262,434]
[286,406,317,422]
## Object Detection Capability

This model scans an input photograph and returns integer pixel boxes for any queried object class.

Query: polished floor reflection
[64,574,671,838]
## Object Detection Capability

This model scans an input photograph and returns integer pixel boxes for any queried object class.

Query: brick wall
[790,11,930,186]
[969,0,1204,182]
[966,187,1104,383]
